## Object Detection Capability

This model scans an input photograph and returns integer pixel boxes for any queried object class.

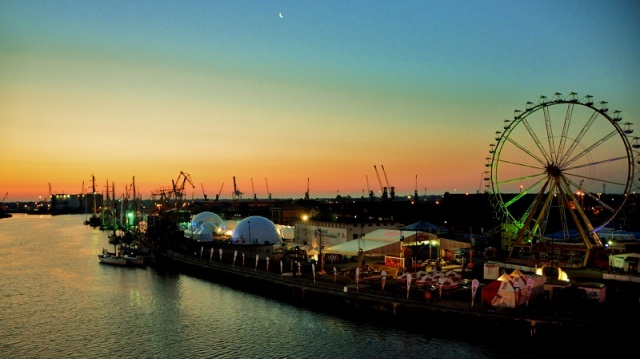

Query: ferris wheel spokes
[558,110,600,166]
[505,135,548,166]
[520,118,554,164]
[563,130,619,168]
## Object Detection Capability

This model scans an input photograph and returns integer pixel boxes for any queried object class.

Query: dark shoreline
[152,247,637,349]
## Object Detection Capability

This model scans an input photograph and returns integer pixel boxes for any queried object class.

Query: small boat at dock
[98,249,127,266]
[123,254,145,267]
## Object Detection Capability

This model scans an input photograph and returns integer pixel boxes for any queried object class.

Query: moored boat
[123,254,145,267]
[88,214,101,227]
[98,249,127,266]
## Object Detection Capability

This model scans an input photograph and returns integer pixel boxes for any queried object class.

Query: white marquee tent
[324,229,409,256]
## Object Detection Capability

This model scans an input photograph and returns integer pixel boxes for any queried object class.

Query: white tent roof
[325,239,401,256]
[231,216,281,245]
[325,229,405,256]
[363,229,413,242]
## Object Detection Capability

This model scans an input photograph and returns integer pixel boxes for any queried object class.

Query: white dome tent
[184,211,224,242]
[231,216,281,245]
[192,211,224,228]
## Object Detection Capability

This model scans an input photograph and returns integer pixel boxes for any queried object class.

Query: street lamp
[399,232,405,271]
[359,224,364,267]
[414,229,419,269]
[317,227,324,271]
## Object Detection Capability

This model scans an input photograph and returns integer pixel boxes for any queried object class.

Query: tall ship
[85,174,102,227]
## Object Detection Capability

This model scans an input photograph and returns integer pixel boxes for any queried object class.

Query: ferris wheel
[486,92,636,265]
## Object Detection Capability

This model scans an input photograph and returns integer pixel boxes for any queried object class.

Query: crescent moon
[278,12,284,18]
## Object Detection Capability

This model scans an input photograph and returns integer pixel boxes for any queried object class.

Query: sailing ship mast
[88,174,101,227]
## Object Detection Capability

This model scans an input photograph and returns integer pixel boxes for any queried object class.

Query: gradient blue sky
[1,0,639,201]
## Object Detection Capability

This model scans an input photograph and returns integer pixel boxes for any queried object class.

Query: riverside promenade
[153,247,640,347]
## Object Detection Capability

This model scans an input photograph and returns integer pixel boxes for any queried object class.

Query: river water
[1,214,530,359]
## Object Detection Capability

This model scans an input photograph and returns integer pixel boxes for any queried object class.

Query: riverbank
[151,246,639,347]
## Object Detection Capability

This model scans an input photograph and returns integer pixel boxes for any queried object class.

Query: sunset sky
[1,1,639,202]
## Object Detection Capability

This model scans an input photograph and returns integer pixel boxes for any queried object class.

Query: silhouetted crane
[216,182,224,201]
[201,183,208,200]
[366,175,375,201]
[232,176,243,200]
[265,178,271,200]
[172,171,195,207]
[373,165,388,201]
[381,165,394,200]
[251,178,257,200]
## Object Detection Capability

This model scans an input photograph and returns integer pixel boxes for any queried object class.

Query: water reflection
[1,215,516,359]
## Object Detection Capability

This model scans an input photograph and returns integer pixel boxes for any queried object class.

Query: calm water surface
[1,214,520,359]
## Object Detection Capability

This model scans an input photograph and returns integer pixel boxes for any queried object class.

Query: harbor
[5,214,511,359]
[145,238,640,342]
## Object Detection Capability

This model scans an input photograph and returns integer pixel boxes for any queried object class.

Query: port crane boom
[251,178,257,200]
[216,182,224,201]
[365,176,374,201]
[373,165,388,200]
[381,165,394,200]
[232,177,243,200]
[201,183,208,200]
[265,178,271,200]
[172,171,195,207]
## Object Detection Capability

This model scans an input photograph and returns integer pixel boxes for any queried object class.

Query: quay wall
[157,250,600,342]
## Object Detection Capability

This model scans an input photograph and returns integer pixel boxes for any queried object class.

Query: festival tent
[183,211,223,242]
[192,221,215,242]
[509,269,545,301]
[324,229,404,256]
[481,273,518,308]
[482,271,544,308]
[509,269,529,290]
[231,216,281,245]
[184,221,215,242]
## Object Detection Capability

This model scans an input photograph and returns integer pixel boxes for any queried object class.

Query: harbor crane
[373,165,388,201]
[172,171,195,206]
[265,178,271,200]
[215,182,224,201]
[232,176,243,200]
[201,183,208,200]
[1,192,7,211]
[251,178,257,200]
[152,171,195,212]
[365,175,375,201]
[381,165,394,200]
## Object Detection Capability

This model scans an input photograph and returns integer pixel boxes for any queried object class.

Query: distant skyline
[1,1,639,202]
